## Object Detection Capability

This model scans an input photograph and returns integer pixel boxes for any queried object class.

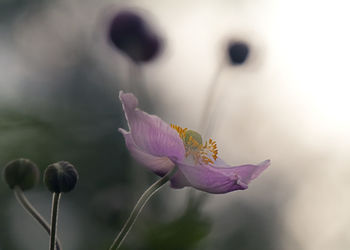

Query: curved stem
[109,166,178,250]
[13,186,62,250]
[49,193,61,250]
[199,59,226,137]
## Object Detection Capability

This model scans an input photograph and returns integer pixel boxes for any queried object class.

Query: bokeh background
[1,0,350,249]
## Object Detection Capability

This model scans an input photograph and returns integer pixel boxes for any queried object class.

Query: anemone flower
[118,91,270,194]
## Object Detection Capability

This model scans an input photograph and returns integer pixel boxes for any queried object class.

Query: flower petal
[119,128,191,187]
[211,158,270,180]
[228,160,270,185]
[119,91,185,162]
[119,128,175,176]
[176,159,270,194]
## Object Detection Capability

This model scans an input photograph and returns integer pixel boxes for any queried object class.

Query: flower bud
[3,158,40,190]
[44,161,78,193]
[227,41,250,65]
[108,10,162,63]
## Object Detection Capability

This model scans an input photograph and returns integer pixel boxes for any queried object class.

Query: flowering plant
[119,91,270,194]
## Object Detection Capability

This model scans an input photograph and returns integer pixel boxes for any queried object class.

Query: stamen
[171,124,219,165]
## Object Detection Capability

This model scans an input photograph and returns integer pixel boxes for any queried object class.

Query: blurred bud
[227,41,250,65]
[44,161,78,193]
[108,10,162,63]
[3,159,40,191]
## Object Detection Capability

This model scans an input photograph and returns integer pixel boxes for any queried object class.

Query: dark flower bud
[108,10,162,63]
[3,158,40,190]
[44,161,78,193]
[227,41,250,65]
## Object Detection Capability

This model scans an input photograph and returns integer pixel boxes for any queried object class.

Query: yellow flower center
[170,124,218,164]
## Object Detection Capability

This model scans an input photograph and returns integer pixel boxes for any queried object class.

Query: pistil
[171,124,218,165]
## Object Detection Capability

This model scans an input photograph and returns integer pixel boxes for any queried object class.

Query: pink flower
[118,92,270,194]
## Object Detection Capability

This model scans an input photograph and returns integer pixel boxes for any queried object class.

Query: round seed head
[44,161,79,193]
[3,158,40,191]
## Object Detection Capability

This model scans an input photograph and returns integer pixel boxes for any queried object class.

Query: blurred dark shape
[44,161,78,193]
[139,195,212,250]
[3,158,40,190]
[227,41,250,65]
[108,9,163,63]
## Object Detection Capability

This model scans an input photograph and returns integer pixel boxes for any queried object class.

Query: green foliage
[140,195,212,250]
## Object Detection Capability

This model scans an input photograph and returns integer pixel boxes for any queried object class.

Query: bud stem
[128,62,152,110]
[199,58,226,137]
[13,186,62,250]
[49,192,61,250]
[129,62,141,96]
[109,166,178,250]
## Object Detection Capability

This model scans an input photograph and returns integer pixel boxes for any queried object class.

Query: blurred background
[1,0,350,249]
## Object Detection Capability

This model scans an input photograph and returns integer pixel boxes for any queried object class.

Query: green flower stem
[13,186,62,250]
[49,192,61,250]
[109,166,178,250]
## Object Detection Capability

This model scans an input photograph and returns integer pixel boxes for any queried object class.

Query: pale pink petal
[119,91,185,162]
[229,160,270,184]
[210,158,270,184]
[119,128,175,176]
[176,159,270,194]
